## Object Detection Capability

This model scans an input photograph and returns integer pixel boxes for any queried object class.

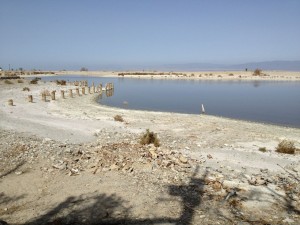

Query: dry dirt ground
[0,78,300,225]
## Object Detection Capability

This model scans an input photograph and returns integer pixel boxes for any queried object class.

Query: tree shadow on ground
[19,166,206,225]
[7,165,298,225]
[0,161,25,179]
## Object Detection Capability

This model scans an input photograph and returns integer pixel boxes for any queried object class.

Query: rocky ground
[0,78,300,224]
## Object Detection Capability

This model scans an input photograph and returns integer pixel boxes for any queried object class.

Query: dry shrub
[253,69,262,76]
[56,80,66,85]
[30,77,40,84]
[4,80,13,84]
[228,73,234,76]
[17,79,24,83]
[114,115,124,122]
[259,147,267,152]
[276,140,296,154]
[23,87,30,91]
[140,129,160,147]
[41,89,51,96]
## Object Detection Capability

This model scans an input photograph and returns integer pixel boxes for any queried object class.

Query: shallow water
[40,76,300,128]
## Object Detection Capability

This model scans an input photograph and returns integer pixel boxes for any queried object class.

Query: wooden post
[7,99,13,106]
[42,93,46,102]
[98,84,102,93]
[69,89,73,98]
[51,91,56,100]
[201,104,205,114]
[76,88,80,96]
[28,95,33,103]
[92,85,96,93]
[82,87,85,95]
[61,90,65,99]
[88,87,91,94]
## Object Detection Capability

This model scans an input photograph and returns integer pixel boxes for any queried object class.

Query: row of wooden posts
[7,82,114,105]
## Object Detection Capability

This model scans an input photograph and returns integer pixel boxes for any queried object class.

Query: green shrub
[276,140,296,154]
[140,129,160,147]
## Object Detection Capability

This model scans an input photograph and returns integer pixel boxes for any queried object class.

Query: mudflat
[0,76,300,224]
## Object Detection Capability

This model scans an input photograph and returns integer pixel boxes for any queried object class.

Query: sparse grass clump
[276,140,296,154]
[140,129,160,147]
[17,79,24,83]
[4,80,13,84]
[114,115,124,122]
[259,147,267,152]
[23,87,30,91]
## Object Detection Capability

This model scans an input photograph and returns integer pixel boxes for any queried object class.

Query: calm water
[40,76,300,128]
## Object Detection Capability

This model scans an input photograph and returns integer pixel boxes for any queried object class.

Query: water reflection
[106,89,114,97]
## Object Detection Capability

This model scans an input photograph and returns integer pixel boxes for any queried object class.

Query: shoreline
[14,69,300,81]
[1,79,300,224]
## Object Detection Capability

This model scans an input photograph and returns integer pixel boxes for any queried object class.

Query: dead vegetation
[40,89,51,96]
[4,80,13,84]
[30,77,41,84]
[114,115,124,122]
[253,69,262,76]
[55,80,66,85]
[276,140,296,154]
[22,87,30,91]
[259,147,267,152]
[140,129,160,147]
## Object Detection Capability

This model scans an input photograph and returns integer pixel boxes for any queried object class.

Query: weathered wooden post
[201,104,205,114]
[69,89,73,98]
[7,99,13,106]
[51,91,56,100]
[92,85,96,93]
[88,87,91,94]
[82,87,85,95]
[28,95,33,103]
[76,88,80,96]
[41,93,46,102]
[61,90,65,99]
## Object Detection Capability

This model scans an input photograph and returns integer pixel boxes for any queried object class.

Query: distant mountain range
[156,61,300,71]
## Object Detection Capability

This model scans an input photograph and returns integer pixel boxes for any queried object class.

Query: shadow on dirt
[2,165,299,225]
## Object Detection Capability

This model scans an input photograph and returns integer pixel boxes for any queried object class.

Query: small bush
[228,73,234,76]
[41,89,51,96]
[4,80,13,84]
[140,129,160,147]
[259,147,267,152]
[17,79,24,83]
[30,77,40,84]
[55,80,66,85]
[253,69,262,76]
[114,115,124,122]
[276,140,296,154]
[23,87,30,91]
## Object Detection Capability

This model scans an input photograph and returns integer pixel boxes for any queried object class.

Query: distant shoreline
[16,70,300,81]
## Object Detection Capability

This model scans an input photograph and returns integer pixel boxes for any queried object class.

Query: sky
[0,0,300,70]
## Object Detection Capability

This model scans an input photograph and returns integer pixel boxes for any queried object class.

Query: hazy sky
[0,0,300,70]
